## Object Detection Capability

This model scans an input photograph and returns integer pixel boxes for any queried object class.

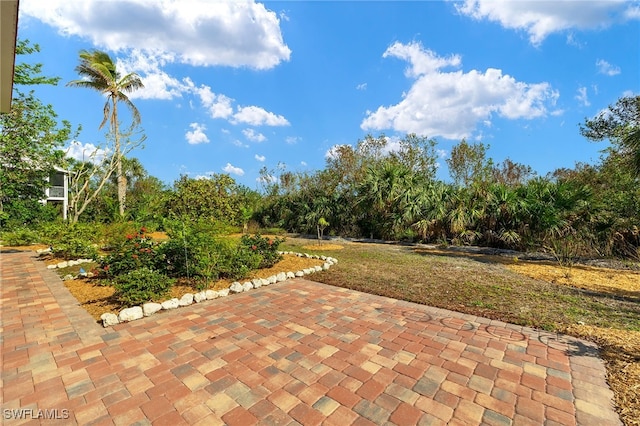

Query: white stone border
[100,251,338,327]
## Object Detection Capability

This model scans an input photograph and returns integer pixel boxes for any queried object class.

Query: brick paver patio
[1,251,622,425]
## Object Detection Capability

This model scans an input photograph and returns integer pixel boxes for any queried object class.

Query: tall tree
[580,95,640,177]
[65,127,144,224]
[492,158,535,186]
[67,50,144,217]
[446,139,493,187]
[0,40,73,224]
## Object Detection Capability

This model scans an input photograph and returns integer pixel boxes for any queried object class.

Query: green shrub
[156,222,221,280]
[0,227,41,246]
[41,223,99,260]
[100,222,139,250]
[217,243,263,280]
[157,221,267,282]
[113,267,174,306]
[99,227,157,277]
[1,200,60,229]
[240,234,284,268]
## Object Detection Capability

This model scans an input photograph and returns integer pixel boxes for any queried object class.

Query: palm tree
[67,50,144,218]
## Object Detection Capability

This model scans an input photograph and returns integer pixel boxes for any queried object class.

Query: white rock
[68,260,79,266]
[194,291,207,303]
[242,282,254,291]
[217,289,230,297]
[286,271,295,279]
[303,268,313,274]
[100,313,119,327]
[261,278,270,286]
[179,293,194,306]
[331,258,338,264]
[161,298,180,310]
[230,282,244,293]
[268,275,277,284]
[322,263,330,270]
[57,261,69,268]
[314,265,323,272]
[320,255,327,260]
[47,264,57,269]
[205,290,219,300]
[87,272,95,278]
[295,271,305,277]
[119,306,143,322]
[63,274,74,281]
[276,272,287,282]
[143,302,162,316]
[252,278,262,288]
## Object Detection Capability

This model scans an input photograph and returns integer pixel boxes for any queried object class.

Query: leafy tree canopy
[581,95,640,177]
[0,40,74,224]
[446,139,493,187]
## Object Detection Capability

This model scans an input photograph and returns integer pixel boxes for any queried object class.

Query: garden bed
[62,254,325,321]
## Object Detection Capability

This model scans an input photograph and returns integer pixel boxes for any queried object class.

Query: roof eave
[1,0,19,113]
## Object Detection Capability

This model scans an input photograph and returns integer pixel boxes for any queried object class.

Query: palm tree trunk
[112,98,126,218]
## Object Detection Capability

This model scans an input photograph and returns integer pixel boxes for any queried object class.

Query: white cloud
[361,41,559,140]
[65,141,109,164]
[437,149,448,159]
[300,161,307,166]
[356,83,367,91]
[627,5,640,19]
[384,42,461,77]
[243,129,267,142]
[232,140,249,148]
[21,0,291,70]
[565,33,584,48]
[222,163,245,176]
[116,50,186,100]
[185,122,209,144]
[596,59,621,76]
[255,154,266,162]
[232,106,290,126]
[285,136,300,145]
[187,82,234,119]
[456,0,637,45]
[575,86,590,107]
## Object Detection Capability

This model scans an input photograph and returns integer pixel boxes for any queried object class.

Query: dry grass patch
[302,243,344,251]
[507,262,640,299]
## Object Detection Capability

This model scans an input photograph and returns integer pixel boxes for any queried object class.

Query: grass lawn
[282,237,640,426]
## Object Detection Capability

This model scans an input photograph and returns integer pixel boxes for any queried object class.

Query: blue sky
[16,0,640,189]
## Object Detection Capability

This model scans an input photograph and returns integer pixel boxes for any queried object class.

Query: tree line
[1,41,638,260]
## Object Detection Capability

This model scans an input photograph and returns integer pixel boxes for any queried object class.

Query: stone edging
[99,251,338,327]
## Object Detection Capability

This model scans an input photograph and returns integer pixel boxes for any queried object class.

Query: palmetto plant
[67,50,144,218]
